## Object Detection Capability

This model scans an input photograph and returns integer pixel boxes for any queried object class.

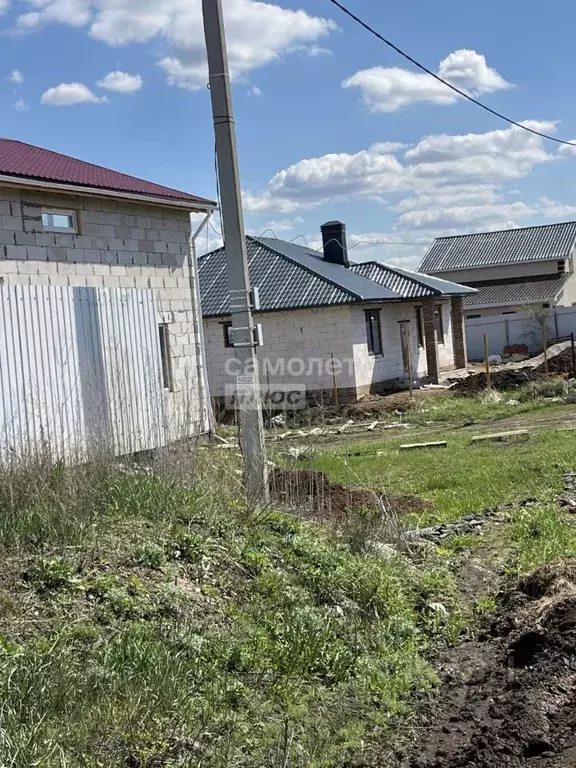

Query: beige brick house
[199,221,475,407]
[0,138,216,451]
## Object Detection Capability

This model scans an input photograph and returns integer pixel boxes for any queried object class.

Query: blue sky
[2,0,576,266]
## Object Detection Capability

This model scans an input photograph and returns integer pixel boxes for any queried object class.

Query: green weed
[0,460,463,767]
[23,557,83,593]
[507,504,576,573]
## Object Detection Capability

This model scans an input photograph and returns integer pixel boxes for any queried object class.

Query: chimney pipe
[321,221,349,267]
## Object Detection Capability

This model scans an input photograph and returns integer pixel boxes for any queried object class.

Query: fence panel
[0,285,166,462]
[466,308,576,360]
[97,288,166,455]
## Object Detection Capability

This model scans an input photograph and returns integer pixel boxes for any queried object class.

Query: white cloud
[8,69,24,85]
[13,97,28,111]
[41,82,108,106]
[96,70,143,93]
[252,216,305,236]
[288,43,332,57]
[243,121,563,254]
[394,187,499,213]
[343,49,511,113]
[534,197,576,219]
[243,190,314,214]
[258,142,408,209]
[437,49,510,93]
[17,0,91,28]
[558,140,576,158]
[245,122,555,214]
[247,85,262,97]
[17,0,336,90]
[0,0,9,14]
[397,201,534,232]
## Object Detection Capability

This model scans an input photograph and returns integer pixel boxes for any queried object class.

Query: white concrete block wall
[204,299,457,401]
[350,300,454,392]
[0,184,209,440]
[204,305,359,400]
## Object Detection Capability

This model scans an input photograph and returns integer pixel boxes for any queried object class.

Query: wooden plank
[400,441,447,451]
[471,430,530,443]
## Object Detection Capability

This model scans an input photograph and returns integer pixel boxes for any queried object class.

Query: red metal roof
[0,138,215,208]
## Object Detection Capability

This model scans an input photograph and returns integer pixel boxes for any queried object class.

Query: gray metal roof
[256,238,398,302]
[420,221,576,273]
[352,261,476,299]
[463,274,569,307]
[198,236,473,317]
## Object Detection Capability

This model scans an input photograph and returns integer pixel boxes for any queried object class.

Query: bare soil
[270,468,433,520]
[409,561,576,768]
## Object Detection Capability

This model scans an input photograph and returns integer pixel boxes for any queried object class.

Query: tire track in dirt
[409,562,576,768]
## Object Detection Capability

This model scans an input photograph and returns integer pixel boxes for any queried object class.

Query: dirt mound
[452,341,575,395]
[270,468,433,519]
[451,368,542,394]
[411,559,576,768]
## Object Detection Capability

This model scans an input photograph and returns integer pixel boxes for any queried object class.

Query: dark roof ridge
[248,236,361,300]
[433,220,576,242]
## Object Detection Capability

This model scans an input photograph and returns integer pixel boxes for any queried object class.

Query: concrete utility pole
[202,0,269,503]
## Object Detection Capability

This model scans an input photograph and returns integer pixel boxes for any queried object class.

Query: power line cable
[327,0,576,148]
[321,237,428,250]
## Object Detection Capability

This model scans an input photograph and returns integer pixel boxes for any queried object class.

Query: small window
[435,306,445,345]
[558,260,566,273]
[467,314,482,319]
[42,209,77,233]
[158,324,174,391]
[222,321,234,348]
[502,311,517,315]
[543,303,551,309]
[415,307,425,347]
[364,309,383,356]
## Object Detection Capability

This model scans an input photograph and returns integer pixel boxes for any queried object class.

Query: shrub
[23,557,83,593]
[517,376,567,402]
[133,542,166,570]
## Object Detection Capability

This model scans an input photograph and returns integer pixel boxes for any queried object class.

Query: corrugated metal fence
[0,285,166,462]
[466,306,576,360]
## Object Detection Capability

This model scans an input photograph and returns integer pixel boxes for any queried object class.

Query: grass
[311,429,576,524]
[507,504,576,574]
[3,397,576,766]
[0,457,467,768]
[398,390,566,428]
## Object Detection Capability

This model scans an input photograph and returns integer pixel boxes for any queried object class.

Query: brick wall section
[422,299,440,383]
[451,296,468,369]
[0,184,209,439]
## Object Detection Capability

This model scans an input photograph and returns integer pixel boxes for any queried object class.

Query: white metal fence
[0,285,166,462]
[466,306,576,360]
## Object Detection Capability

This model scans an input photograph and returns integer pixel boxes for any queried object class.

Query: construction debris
[400,441,447,451]
[452,340,575,394]
[267,419,413,441]
[471,429,531,443]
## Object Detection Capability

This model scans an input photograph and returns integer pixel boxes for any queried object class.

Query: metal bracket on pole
[229,324,264,347]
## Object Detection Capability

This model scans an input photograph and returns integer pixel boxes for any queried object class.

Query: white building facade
[200,222,473,409]
[0,139,215,457]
